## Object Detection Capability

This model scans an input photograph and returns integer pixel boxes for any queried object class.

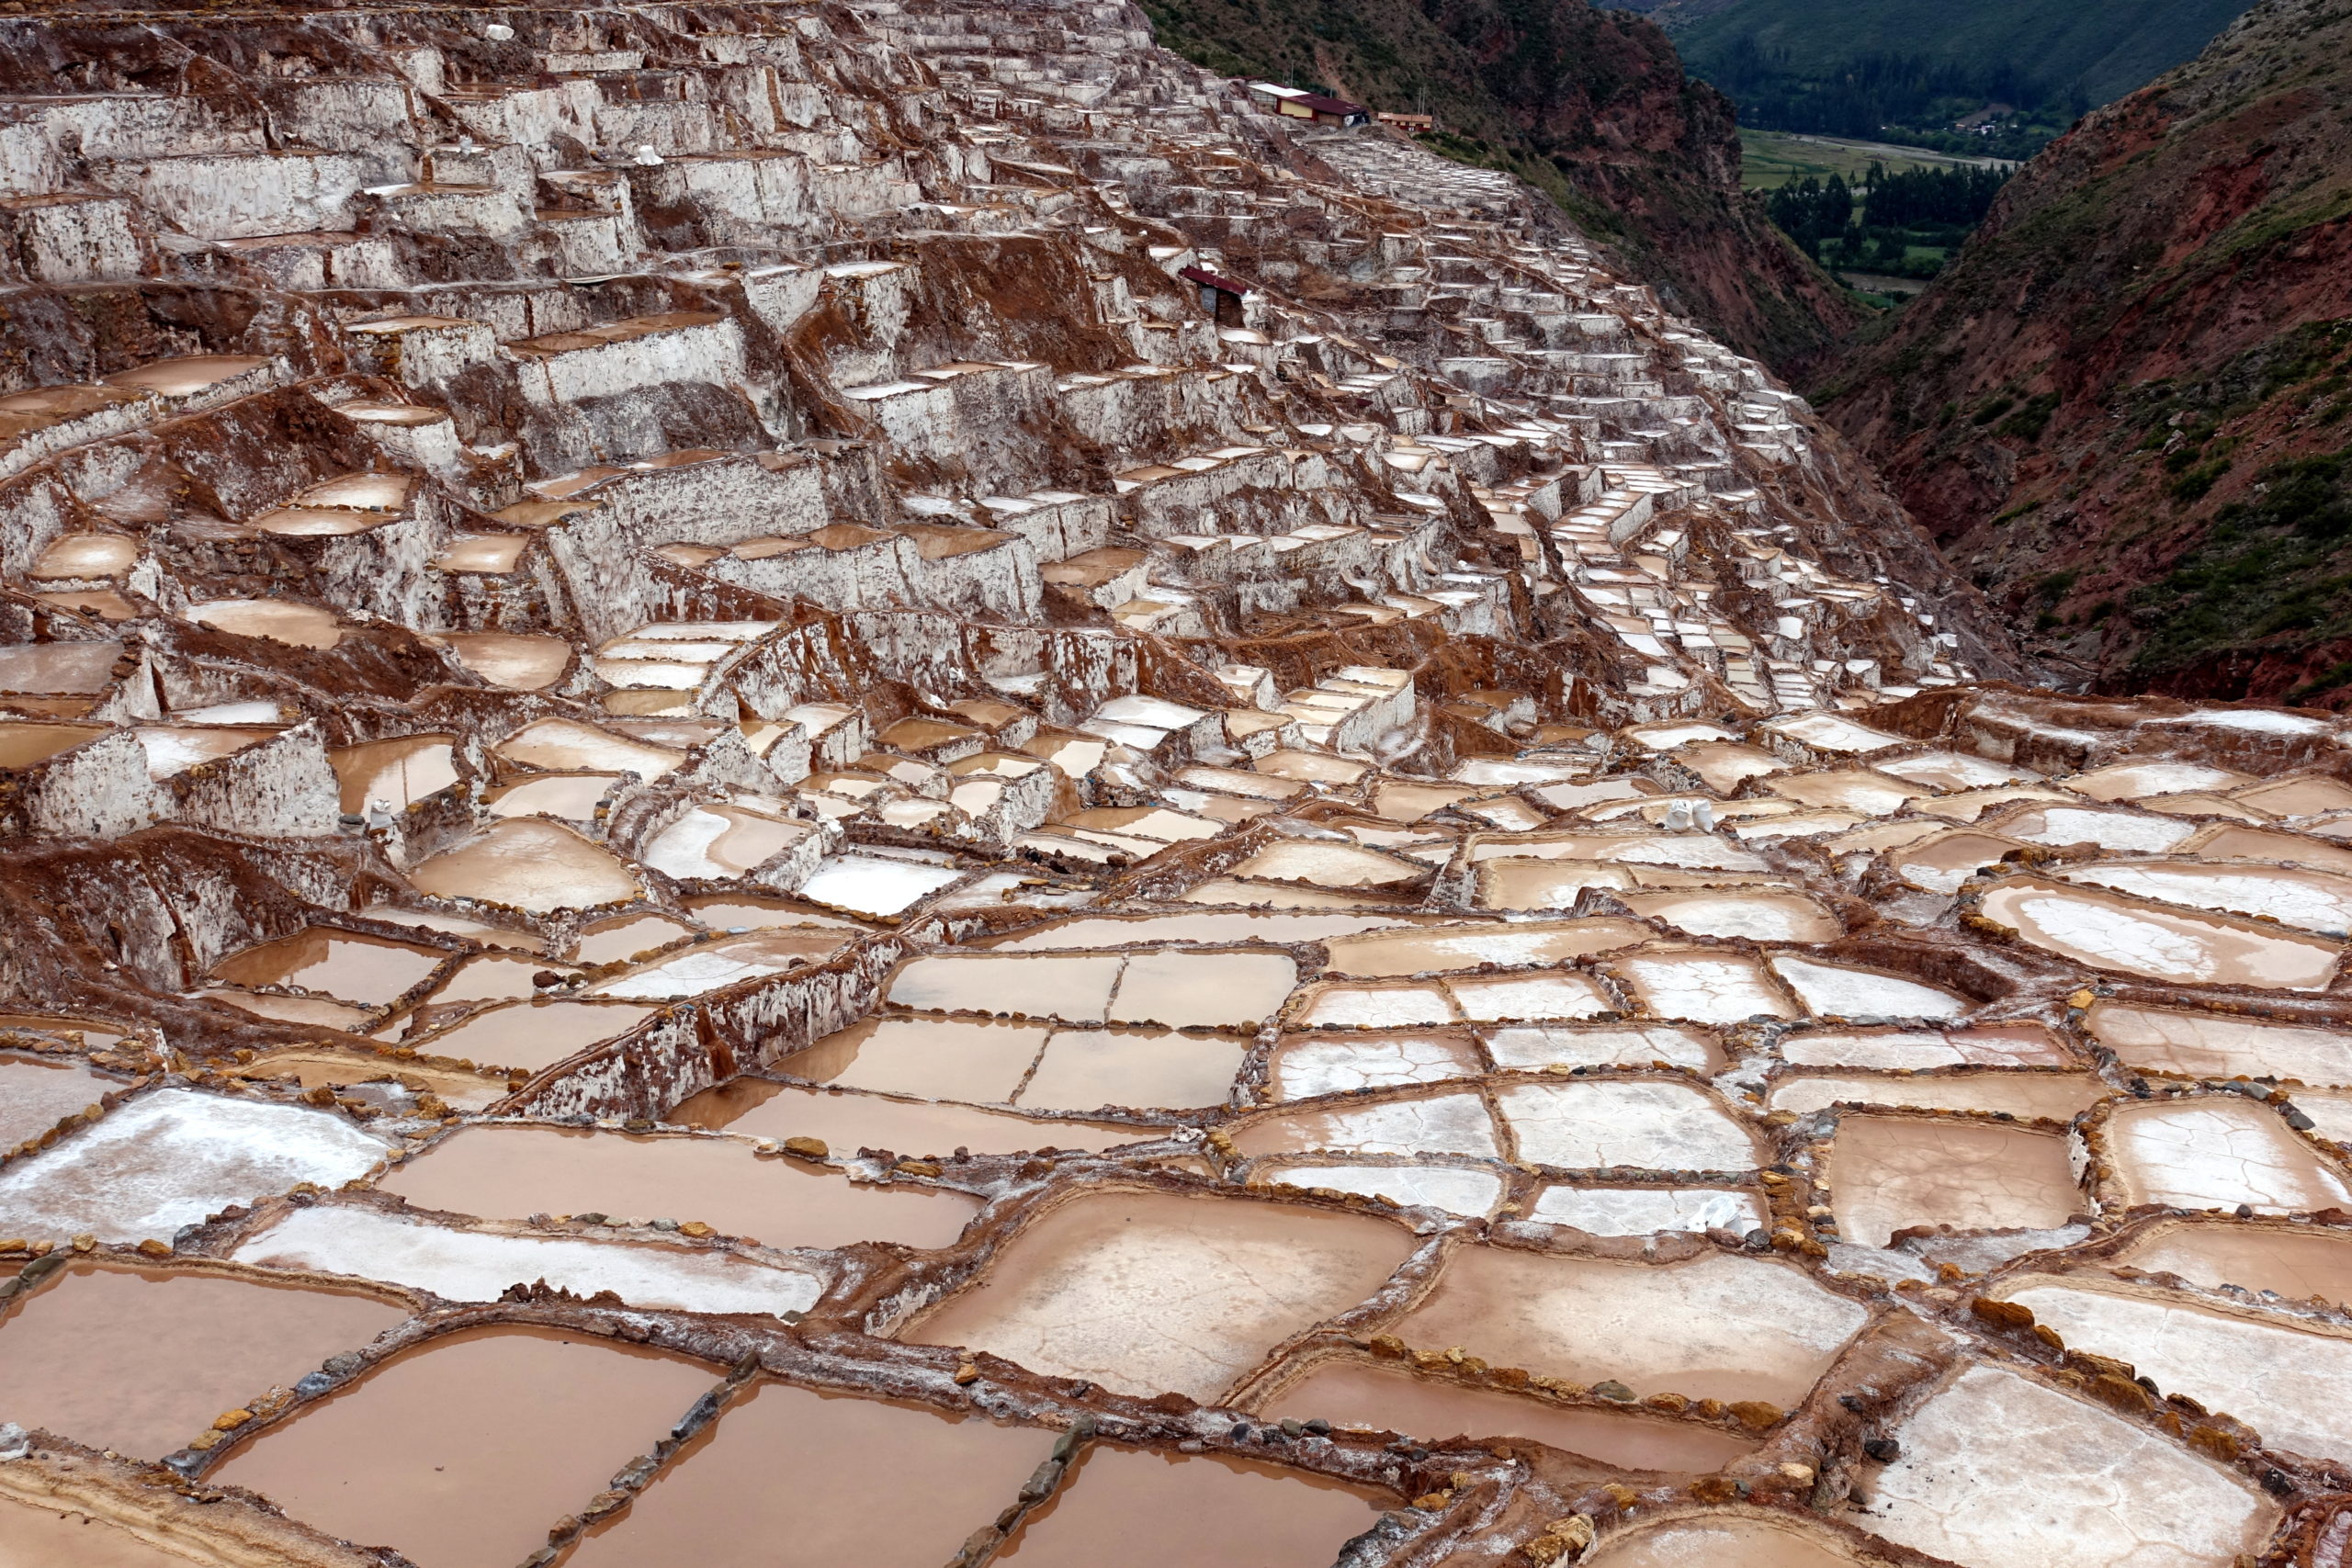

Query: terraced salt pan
[682,896,859,932]
[1231,1090,1501,1159]
[234,1049,506,1110]
[2188,824,2352,874]
[441,632,571,689]
[1761,713,1903,754]
[1266,1031,1481,1098]
[1319,919,1647,976]
[187,598,343,649]
[666,1080,1156,1156]
[1253,1162,1502,1215]
[212,1326,720,1568]
[1472,832,1770,872]
[797,853,967,916]
[1672,740,1787,792]
[1780,1024,2069,1069]
[2086,1000,2352,1084]
[1482,1023,1723,1072]
[1768,955,1968,1020]
[1891,829,2026,893]
[1265,1359,1757,1474]
[1583,1515,1894,1566]
[2064,761,2255,802]
[233,1205,824,1316]
[495,717,684,780]
[989,911,1403,949]
[0,1089,386,1243]
[2107,1099,2352,1214]
[1226,840,1426,887]
[1827,1116,2078,1247]
[1998,806,2198,853]
[572,912,700,964]
[360,905,544,952]
[1496,1080,1758,1170]
[197,987,378,1030]
[903,1190,1414,1402]
[1869,1365,2277,1568]
[1621,889,1840,942]
[407,999,656,1072]
[992,1443,1384,1568]
[887,950,1296,1029]
[0,1262,406,1459]
[381,1124,979,1249]
[2004,1279,2352,1463]
[210,927,446,1006]
[1763,770,1922,817]
[790,1016,1053,1102]
[0,1055,116,1150]
[2235,775,2352,818]
[1979,877,2342,990]
[1395,1247,1869,1406]
[1610,949,1795,1022]
[1874,750,2039,792]
[560,1380,1054,1568]
[1014,1028,1248,1111]
[2062,861,2352,935]
[593,931,840,1000]
[1914,785,2075,824]
[408,819,642,913]
[1527,1185,1765,1236]
[643,806,811,880]
[2117,1220,2352,1306]
[1288,982,1457,1030]
[1476,859,1634,909]
[1768,1071,2106,1120]
[330,735,458,814]
[135,725,279,778]
[1442,970,1617,1022]
[487,773,619,819]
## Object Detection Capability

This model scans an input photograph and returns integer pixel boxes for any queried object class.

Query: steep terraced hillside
[1822,0,2352,703]
[1136,0,1863,372]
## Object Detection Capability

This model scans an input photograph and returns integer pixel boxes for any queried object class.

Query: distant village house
[1244,83,1370,128]
[1178,263,1250,327]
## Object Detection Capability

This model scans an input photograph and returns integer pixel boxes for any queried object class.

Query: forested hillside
[1674,0,2249,157]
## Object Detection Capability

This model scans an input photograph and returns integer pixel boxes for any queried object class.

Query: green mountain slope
[1138,0,1861,370]
[1673,0,2249,158]
[1678,0,2248,106]
[1817,0,2352,704]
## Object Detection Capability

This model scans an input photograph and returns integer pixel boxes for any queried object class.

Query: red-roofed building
[1180,264,1250,326]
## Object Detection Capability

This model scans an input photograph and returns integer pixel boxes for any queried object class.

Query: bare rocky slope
[1821,0,2352,705]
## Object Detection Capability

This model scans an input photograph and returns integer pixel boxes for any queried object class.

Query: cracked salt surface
[1497,1080,1759,1169]
[1867,1366,2277,1568]
[1526,1185,1766,1236]
[2107,1099,2352,1214]
[2001,1279,2352,1463]
[1827,1116,2079,1247]
[1981,877,2343,989]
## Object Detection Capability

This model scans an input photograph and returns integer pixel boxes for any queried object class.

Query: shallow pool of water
[212,1325,720,1568]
